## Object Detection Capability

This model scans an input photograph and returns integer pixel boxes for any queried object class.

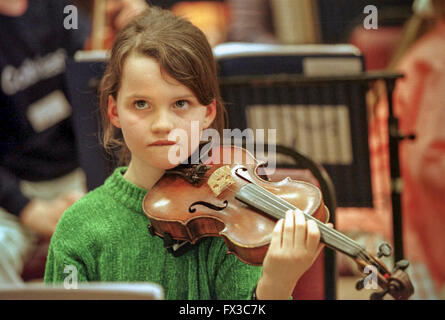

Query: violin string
[195,172,369,257]
[242,183,369,257]
[186,172,371,261]
[220,181,367,258]
[253,185,361,244]
[236,183,388,274]
[190,171,384,272]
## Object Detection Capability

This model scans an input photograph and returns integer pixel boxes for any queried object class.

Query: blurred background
[1,0,444,300]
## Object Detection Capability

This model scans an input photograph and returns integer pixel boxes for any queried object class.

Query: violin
[142,145,414,300]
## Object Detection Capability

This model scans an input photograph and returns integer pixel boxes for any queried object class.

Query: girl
[44,6,324,300]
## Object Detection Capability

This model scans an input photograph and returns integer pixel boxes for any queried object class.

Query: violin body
[143,145,328,265]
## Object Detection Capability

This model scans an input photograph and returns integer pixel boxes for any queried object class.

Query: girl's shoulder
[66,185,112,216]
[48,186,114,250]
[55,185,116,233]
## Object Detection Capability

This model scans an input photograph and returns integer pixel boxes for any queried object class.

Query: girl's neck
[123,159,165,191]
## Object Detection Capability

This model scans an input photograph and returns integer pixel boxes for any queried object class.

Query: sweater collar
[104,167,148,215]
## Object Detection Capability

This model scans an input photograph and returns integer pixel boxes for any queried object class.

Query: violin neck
[235,184,366,260]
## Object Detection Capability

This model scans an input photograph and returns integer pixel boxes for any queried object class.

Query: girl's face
[108,53,216,172]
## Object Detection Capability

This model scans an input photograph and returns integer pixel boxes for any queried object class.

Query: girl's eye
[134,100,149,110]
[174,100,189,110]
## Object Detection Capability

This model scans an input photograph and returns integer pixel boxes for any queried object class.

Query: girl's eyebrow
[124,94,153,102]
[174,94,195,100]
[123,93,196,103]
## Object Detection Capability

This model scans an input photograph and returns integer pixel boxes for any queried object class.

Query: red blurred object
[292,251,325,300]
[268,168,325,300]
[21,240,50,281]
[349,26,403,70]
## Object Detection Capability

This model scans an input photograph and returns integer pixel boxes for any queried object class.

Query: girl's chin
[147,155,190,170]
[155,161,182,170]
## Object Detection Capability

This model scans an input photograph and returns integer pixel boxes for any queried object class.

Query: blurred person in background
[391,0,445,299]
[366,0,445,299]
[170,1,229,47]
[0,0,146,284]
[226,0,277,43]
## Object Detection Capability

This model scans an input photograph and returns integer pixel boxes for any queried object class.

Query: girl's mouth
[148,140,177,146]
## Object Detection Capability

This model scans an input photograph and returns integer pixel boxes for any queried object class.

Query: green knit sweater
[44,167,262,299]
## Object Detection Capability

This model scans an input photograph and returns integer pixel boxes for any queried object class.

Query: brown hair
[99,6,227,165]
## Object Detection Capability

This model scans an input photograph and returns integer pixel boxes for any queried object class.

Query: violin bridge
[207,165,235,197]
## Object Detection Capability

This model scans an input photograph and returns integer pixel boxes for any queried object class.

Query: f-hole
[189,200,228,213]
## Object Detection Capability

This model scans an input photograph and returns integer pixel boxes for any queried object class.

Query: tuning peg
[393,259,410,272]
[355,278,365,290]
[377,242,393,258]
[370,288,389,300]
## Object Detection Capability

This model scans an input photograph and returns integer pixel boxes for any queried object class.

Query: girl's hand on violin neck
[256,209,325,300]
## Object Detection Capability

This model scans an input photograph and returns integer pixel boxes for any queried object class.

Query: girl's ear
[108,95,121,128]
[203,100,217,129]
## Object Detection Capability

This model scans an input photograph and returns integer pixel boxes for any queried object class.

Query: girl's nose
[151,108,174,135]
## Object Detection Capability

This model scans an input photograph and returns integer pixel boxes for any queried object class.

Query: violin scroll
[355,242,414,300]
